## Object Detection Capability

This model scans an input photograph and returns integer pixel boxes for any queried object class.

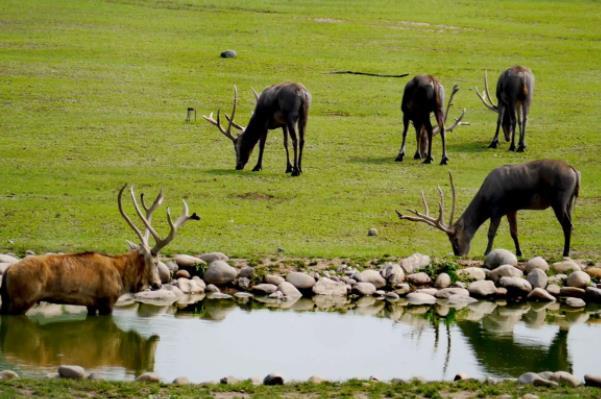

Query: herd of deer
[0,66,581,315]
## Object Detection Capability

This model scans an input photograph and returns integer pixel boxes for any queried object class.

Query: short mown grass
[1,0,600,260]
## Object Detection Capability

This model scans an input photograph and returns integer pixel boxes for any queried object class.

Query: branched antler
[202,85,243,141]
[474,70,498,112]
[433,84,470,134]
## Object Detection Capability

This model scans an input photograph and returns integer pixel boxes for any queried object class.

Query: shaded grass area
[1,0,600,260]
[1,378,600,399]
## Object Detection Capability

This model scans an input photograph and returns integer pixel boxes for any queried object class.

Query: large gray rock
[484,249,517,269]
[527,269,548,289]
[468,280,496,297]
[252,283,278,295]
[174,254,206,268]
[499,276,532,294]
[157,261,171,284]
[265,274,285,285]
[313,278,347,296]
[552,259,581,274]
[353,282,376,296]
[380,263,405,287]
[406,272,431,285]
[407,292,436,305]
[457,267,486,281]
[58,365,88,380]
[203,261,238,285]
[263,373,284,385]
[400,253,431,273]
[489,265,523,283]
[286,271,316,289]
[435,273,451,289]
[357,270,386,289]
[198,252,229,263]
[278,281,302,300]
[527,288,556,302]
[565,297,586,308]
[567,271,591,289]
[525,256,550,273]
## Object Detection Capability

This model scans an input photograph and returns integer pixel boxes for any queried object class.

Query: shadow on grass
[349,155,396,165]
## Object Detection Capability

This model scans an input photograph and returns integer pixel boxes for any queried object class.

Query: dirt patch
[234,192,274,201]
[314,17,343,24]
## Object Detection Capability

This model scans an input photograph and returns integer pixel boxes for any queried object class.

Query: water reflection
[0,298,600,381]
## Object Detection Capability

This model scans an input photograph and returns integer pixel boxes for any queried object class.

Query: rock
[525,256,550,273]
[547,284,561,296]
[175,269,191,279]
[278,281,302,300]
[198,252,229,263]
[134,288,178,303]
[357,270,386,289]
[527,288,556,302]
[584,374,601,387]
[521,395,539,399]
[447,294,477,306]
[435,287,470,299]
[560,287,585,298]
[234,292,254,300]
[238,266,254,279]
[220,49,237,58]
[157,261,171,283]
[0,254,19,264]
[58,365,87,380]
[484,249,517,269]
[549,371,580,387]
[137,372,160,382]
[585,286,601,302]
[548,274,567,285]
[435,273,451,289]
[394,283,411,296]
[499,276,532,294]
[353,282,376,296]
[468,280,497,297]
[190,276,206,293]
[205,284,220,293]
[385,292,400,300]
[313,278,347,296]
[252,283,278,295]
[454,373,470,381]
[286,271,316,289]
[172,376,190,385]
[585,267,601,279]
[174,254,205,268]
[552,259,581,274]
[263,373,284,385]
[265,274,285,285]
[380,263,405,287]
[527,269,548,289]
[367,227,378,236]
[415,288,437,296]
[489,265,523,283]
[458,267,486,281]
[220,376,241,384]
[565,297,586,308]
[0,370,19,380]
[308,375,324,384]
[203,261,238,285]
[406,272,431,286]
[237,277,251,290]
[518,372,557,387]
[400,253,431,273]
[207,292,233,300]
[407,292,437,305]
[567,271,591,289]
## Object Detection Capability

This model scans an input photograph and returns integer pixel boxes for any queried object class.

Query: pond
[1,297,600,383]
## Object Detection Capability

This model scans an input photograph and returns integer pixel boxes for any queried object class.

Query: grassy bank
[1,0,600,259]
[1,378,600,399]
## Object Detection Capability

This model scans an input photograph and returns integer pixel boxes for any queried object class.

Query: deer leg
[282,126,292,173]
[298,119,305,173]
[508,103,517,152]
[489,106,505,148]
[252,133,267,172]
[396,115,410,162]
[517,103,528,152]
[507,211,522,257]
[87,306,98,316]
[414,125,422,159]
[552,202,573,257]
[484,216,501,255]
[422,119,434,164]
[435,109,448,165]
[287,121,300,176]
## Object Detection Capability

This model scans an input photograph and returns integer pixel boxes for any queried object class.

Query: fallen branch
[328,70,409,78]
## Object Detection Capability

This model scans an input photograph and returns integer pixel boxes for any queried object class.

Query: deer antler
[251,88,260,102]
[396,173,457,234]
[202,85,242,141]
[433,84,470,134]
[140,190,163,242]
[151,199,201,255]
[474,70,498,112]
[118,184,147,248]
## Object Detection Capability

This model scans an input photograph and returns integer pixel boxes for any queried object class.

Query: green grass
[1,0,600,260]
[1,378,601,399]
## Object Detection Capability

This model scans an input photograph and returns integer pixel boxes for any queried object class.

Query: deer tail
[569,167,580,214]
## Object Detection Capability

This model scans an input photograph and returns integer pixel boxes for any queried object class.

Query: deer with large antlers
[203,82,311,176]
[475,66,534,151]
[396,75,467,165]
[396,160,580,257]
[0,185,200,315]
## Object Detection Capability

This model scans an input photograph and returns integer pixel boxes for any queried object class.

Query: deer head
[118,185,200,290]
[396,173,470,256]
[203,86,252,170]
[475,71,511,141]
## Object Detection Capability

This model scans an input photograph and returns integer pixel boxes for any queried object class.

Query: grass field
[1,0,600,260]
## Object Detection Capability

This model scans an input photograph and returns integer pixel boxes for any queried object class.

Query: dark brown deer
[203,82,311,176]
[0,185,200,315]
[396,75,450,165]
[396,160,580,257]
[475,66,534,151]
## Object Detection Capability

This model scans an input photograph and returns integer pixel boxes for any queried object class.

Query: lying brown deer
[0,185,200,315]
[475,66,534,151]
[203,82,311,176]
[396,160,580,257]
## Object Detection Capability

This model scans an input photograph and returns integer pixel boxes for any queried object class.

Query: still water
[1,297,600,382]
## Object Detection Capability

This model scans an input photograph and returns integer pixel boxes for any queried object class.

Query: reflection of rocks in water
[137,303,176,318]
[26,303,87,317]
[0,315,158,375]
[182,299,238,321]
[290,298,315,312]
[353,297,385,317]
[313,295,349,311]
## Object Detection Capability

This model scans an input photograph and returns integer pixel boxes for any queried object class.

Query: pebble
[220,49,237,58]
[175,269,191,279]
[546,284,561,296]
[265,274,285,285]
[585,286,601,302]
[457,267,486,281]
[552,259,581,274]
[252,283,278,295]
[565,297,586,308]
[380,263,405,287]
[353,282,376,296]
[174,254,205,268]
[499,276,532,294]
[400,253,431,273]
[549,370,581,387]
[58,365,88,380]
[585,267,601,279]
[525,256,550,273]
[468,280,497,297]
[204,261,238,285]
[560,287,585,298]
[407,292,437,305]
[406,272,431,285]
[527,288,556,302]
[357,269,386,289]
[527,268,548,289]
[172,376,190,385]
[238,266,255,279]
[367,227,378,236]
[263,373,284,385]
[278,281,302,300]
[137,372,161,382]
[435,273,451,289]
[313,277,348,296]
[0,370,19,380]
[567,271,591,289]
[286,271,316,289]
[489,265,523,283]
[435,287,469,299]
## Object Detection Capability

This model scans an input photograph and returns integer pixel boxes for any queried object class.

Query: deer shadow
[348,155,397,165]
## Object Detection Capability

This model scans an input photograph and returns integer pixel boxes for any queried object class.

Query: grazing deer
[475,66,534,151]
[0,185,200,315]
[396,160,580,257]
[203,82,311,176]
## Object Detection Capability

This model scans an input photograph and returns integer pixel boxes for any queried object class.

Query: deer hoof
[291,168,301,177]
[395,154,404,162]
[422,157,433,164]
[517,145,526,152]
[252,166,262,172]
[508,145,516,152]
[488,141,498,149]
[285,165,293,173]
[413,152,421,160]
[440,157,448,165]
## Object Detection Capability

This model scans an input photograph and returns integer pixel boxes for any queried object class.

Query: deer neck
[455,194,491,242]
[114,250,145,293]
[239,116,267,149]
